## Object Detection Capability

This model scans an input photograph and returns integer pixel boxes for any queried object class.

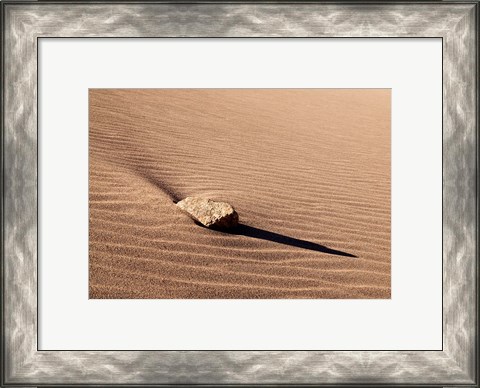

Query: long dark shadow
[220,223,357,258]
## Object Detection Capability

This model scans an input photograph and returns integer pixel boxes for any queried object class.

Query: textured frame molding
[1,1,478,386]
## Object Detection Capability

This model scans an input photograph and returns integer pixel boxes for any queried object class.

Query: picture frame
[1,1,478,386]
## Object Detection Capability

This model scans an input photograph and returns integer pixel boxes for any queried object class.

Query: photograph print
[89,89,391,299]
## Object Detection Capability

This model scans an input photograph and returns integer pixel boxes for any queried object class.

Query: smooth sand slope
[89,89,391,298]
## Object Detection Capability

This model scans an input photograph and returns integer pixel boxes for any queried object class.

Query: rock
[176,197,239,229]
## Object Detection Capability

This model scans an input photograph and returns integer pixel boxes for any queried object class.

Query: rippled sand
[89,89,391,298]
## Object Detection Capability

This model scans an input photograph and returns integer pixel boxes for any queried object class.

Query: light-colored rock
[176,197,239,229]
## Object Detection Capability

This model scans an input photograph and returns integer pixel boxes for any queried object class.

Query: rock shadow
[217,223,357,258]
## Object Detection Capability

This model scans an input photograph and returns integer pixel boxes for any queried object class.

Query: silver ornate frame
[1,1,478,386]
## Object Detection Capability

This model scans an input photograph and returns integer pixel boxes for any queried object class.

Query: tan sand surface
[89,89,391,298]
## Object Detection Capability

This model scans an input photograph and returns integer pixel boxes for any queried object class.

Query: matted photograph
[3,0,478,386]
[88,89,391,299]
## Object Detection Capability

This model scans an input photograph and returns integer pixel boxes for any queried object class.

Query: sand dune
[89,89,391,298]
